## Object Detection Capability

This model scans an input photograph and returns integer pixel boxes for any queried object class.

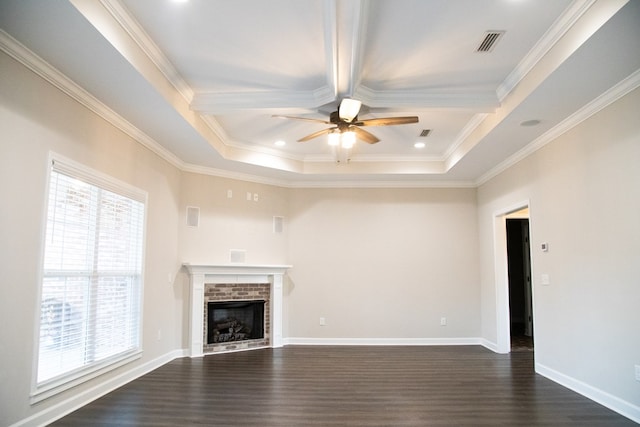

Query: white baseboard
[480,338,499,353]
[284,337,483,346]
[536,362,640,424]
[11,349,188,427]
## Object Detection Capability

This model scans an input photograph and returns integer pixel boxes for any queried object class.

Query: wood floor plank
[51,346,636,426]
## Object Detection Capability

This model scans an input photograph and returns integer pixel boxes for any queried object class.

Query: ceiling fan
[273,99,419,144]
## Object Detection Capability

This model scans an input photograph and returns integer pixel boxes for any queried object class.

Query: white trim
[0,30,185,172]
[99,0,194,103]
[492,200,531,354]
[284,337,483,346]
[31,153,149,403]
[476,68,640,186]
[13,349,187,427]
[50,153,147,203]
[496,0,597,101]
[536,363,640,424]
[480,338,499,353]
[182,264,291,357]
[30,351,142,404]
[285,179,477,189]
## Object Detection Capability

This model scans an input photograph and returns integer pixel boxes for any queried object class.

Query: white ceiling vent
[476,31,505,52]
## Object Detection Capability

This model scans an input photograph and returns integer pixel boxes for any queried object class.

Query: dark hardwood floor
[51,346,635,426]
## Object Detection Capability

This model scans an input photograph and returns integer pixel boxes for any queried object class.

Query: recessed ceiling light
[274,140,286,147]
[414,142,426,149]
[520,119,541,127]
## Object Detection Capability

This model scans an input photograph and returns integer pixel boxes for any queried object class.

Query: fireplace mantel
[183,263,291,357]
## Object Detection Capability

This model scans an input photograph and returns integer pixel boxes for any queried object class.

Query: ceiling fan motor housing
[330,110,352,124]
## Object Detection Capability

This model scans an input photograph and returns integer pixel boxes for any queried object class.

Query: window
[34,156,146,400]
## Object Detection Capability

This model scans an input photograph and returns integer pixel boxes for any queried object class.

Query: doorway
[506,215,533,352]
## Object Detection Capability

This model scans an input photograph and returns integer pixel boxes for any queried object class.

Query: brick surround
[203,283,270,354]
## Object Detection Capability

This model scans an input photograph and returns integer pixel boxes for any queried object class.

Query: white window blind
[36,158,145,395]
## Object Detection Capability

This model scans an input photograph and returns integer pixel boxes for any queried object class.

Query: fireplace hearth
[208,300,265,344]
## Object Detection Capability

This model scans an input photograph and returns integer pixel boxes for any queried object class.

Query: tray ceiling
[1,0,639,186]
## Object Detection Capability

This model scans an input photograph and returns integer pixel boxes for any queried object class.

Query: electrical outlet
[157,329,162,341]
[319,317,326,326]
[440,317,447,326]
[635,365,640,381]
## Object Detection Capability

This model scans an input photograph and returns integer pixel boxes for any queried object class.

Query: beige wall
[477,86,640,412]
[286,187,480,340]
[176,180,481,342]
[0,52,183,426]
[178,172,289,266]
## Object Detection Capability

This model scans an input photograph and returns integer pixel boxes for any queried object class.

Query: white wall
[0,51,183,426]
[286,187,480,341]
[477,86,640,418]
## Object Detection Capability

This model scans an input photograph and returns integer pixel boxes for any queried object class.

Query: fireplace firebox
[207,300,265,344]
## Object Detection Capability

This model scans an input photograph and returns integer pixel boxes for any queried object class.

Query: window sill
[30,350,142,404]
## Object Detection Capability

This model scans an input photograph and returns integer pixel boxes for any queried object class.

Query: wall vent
[419,129,432,137]
[476,31,505,52]
[229,249,246,263]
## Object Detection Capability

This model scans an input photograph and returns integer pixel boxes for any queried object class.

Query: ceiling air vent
[419,129,431,137]
[476,31,505,52]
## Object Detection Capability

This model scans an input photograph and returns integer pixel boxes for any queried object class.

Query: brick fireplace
[204,284,269,353]
[183,264,291,357]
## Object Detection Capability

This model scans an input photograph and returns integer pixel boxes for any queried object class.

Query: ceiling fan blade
[351,126,380,144]
[272,114,331,125]
[338,99,362,123]
[297,127,336,142]
[354,116,419,127]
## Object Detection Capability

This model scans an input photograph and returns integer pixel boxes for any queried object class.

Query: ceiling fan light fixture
[339,99,362,123]
[328,131,340,146]
[341,131,356,149]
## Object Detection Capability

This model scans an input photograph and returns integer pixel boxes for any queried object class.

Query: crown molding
[476,67,640,186]
[442,113,489,164]
[179,163,291,188]
[100,0,194,103]
[0,30,185,170]
[286,179,477,189]
[496,0,597,101]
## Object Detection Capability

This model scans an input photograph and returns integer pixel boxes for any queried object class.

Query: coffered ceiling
[1,0,639,186]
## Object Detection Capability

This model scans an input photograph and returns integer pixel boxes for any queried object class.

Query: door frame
[492,200,531,353]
